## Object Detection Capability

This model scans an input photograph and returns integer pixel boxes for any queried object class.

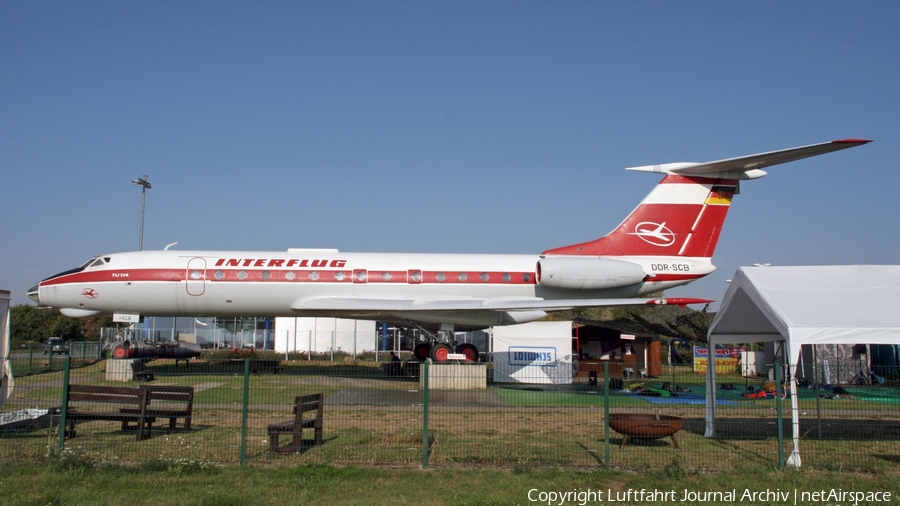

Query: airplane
[28,139,870,362]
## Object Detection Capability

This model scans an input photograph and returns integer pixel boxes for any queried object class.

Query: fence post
[422,360,430,469]
[57,356,71,455]
[775,361,785,469]
[240,357,250,466]
[603,361,610,469]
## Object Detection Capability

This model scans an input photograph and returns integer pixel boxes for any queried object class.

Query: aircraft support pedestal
[106,358,143,382]
[420,363,487,390]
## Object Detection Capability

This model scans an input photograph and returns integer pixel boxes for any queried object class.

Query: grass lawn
[0,460,897,506]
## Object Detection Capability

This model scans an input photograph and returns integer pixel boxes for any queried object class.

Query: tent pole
[704,343,717,438]
[775,361,785,469]
[837,345,842,385]
[785,345,802,468]
[787,370,801,468]
[813,345,822,440]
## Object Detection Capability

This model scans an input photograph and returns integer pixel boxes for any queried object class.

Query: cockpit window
[103,257,111,263]
[43,257,100,282]
[89,258,106,268]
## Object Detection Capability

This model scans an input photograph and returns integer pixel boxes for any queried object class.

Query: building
[574,323,664,380]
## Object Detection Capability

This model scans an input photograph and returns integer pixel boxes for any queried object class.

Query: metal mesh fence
[1,357,898,471]
[8,341,102,376]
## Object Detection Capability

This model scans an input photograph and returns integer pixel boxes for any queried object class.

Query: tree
[545,303,715,342]
[9,304,97,342]
[80,314,114,339]
[10,304,59,342]
[49,315,83,340]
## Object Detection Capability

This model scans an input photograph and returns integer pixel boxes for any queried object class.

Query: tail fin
[543,139,871,259]
[542,175,736,258]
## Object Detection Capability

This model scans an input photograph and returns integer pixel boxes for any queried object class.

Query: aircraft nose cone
[27,283,40,304]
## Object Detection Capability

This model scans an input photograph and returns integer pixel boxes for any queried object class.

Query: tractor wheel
[430,343,452,362]
[111,346,130,359]
[456,343,479,362]
[413,343,432,361]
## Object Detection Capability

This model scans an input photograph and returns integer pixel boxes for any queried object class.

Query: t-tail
[542,139,871,259]
[543,174,736,258]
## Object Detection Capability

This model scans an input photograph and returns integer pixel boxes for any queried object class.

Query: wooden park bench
[120,385,194,432]
[64,384,151,441]
[267,393,324,453]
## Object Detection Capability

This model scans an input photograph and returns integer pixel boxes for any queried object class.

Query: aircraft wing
[626,139,871,179]
[291,296,711,312]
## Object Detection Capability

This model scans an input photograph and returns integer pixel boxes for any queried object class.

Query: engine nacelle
[536,257,647,290]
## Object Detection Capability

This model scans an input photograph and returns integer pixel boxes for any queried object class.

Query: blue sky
[2,1,897,308]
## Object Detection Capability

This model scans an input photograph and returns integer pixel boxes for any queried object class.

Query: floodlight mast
[132,176,151,251]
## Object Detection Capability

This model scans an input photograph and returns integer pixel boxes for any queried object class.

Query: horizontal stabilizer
[626,139,871,180]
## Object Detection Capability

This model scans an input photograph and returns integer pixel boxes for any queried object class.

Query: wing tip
[648,297,714,307]
[832,138,872,145]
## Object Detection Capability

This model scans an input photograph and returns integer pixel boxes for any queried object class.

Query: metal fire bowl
[608,413,683,439]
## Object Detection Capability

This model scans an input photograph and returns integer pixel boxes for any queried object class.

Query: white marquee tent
[704,265,900,467]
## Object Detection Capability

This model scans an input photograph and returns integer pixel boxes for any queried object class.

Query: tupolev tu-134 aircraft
[29,139,870,362]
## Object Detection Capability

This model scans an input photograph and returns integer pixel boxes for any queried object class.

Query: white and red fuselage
[32,248,715,328]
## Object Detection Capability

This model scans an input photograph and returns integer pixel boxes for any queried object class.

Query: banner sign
[492,321,573,385]
[508,346,557,367]
[693,346,746,374]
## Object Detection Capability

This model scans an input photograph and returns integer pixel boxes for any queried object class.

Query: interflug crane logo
[629,221,676,247]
